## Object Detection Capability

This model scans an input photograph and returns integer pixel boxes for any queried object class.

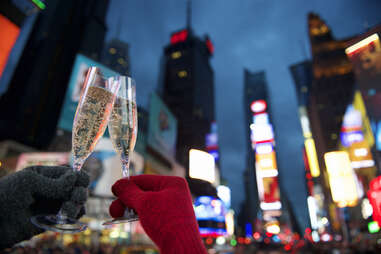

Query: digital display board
[58,54,119,132]
[250,100,282,215]
[189,149,215,183]
[324,151,359,207]
[194,196,227,237]
[147,92,178,160]
[346,33,381,151]
[0,15,20,78]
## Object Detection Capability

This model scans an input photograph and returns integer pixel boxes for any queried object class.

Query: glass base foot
[103,215,139,226]
[31,215,87,233]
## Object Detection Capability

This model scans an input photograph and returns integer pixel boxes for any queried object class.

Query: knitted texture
[110,175,207,254]
[0,166,89,250]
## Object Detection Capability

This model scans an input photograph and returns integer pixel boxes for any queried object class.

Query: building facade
[158,28,215,169]
[0,0,109,149]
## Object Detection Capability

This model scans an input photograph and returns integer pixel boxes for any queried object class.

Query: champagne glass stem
[121,153,130,178]
[73,159,85,172]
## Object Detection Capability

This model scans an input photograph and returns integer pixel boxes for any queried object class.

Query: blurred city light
[304,138,320,177]
[189,149,215,183]
[324,151,359,207]
[345,33,379,55]
[368,221,380,234]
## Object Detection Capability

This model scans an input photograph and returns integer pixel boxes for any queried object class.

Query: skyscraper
[0,0,110,149]
[158,26,215,168]
[306,13,357,233]
[243,69,311,236]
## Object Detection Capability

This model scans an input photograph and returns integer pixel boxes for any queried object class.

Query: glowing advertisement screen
[250,100,282,214]
[58,54,119,132]
[346,33,381,150]
[0,15,20,78]
[194,196,227,237]
[324,151,359,207]
[147,93,178,160]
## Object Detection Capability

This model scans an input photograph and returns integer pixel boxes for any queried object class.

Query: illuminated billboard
[250,100,282,215]
[340,101,376,173]
[205,122,219,161]
[324,151,359,207]
[256,175,281,210]
[147,93,178,160]
[0,15,20,77]
[194,196,227,237]
[256,151,277,177]
[368,176,381,225]
[304,138,320,177]
[346,33,381,150]
[189,149,215,183]
[58,54,119,132]
[16,152,70,171]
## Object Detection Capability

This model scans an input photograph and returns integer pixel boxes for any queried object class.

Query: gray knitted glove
[0,166,89,250]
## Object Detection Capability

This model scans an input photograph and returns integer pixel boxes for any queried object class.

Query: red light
[265,232,272,237]
[206,38,214,55]
[253,232,261,240]
[206,237,213,245]
[284,244,291,251]
[0,14,20,77]
[370,176,381,191]
[170,29,188,44]
[238,237,245,244]
[305,228,311,234]
[250,100,267,113]
[244,238,251,245]
[264,238,270,244]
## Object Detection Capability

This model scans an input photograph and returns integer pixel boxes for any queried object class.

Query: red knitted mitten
[110,175,207,254]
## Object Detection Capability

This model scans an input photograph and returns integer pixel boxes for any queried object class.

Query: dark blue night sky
[105,0,381,215]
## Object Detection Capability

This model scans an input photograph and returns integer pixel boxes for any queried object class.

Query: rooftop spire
[186,0,192,29]
[115,12,122,39]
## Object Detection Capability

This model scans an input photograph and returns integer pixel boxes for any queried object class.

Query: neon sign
[170,29,188,44]
[250,100,267,113]
[206,38,214,55]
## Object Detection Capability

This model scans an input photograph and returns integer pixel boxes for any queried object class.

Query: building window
[171,51,182,59]
[109,48,116,54]
[177,70,187,78]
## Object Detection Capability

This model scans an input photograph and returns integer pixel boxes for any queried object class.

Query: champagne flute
[103,76,138,225]
[31,67,120,233]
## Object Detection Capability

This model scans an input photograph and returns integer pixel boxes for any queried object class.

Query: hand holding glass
[31,67,119,233]
[103,76,138,225]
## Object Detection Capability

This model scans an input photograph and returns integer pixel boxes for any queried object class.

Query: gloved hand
[0,166,89,250]
[109,175,207,254]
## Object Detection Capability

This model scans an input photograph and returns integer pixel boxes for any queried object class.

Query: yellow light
[189,149,215,183]
[345,33,379,55]
[256,151,277,172]
[171,51,182,59]
[110,230,119,238]
[305,138,320,177]
[225,210,235,236]
[177,70,187,78]
[265,222,280,234]
[109,47,116,54]
[324,151,358,207]
[117,58,124,64]
[353,91,375,147]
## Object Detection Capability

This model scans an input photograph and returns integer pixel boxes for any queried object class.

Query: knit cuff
[159,222,207,254]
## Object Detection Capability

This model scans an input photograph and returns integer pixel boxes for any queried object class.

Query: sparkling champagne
[108,97,137,164]
[72,86,114,163]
